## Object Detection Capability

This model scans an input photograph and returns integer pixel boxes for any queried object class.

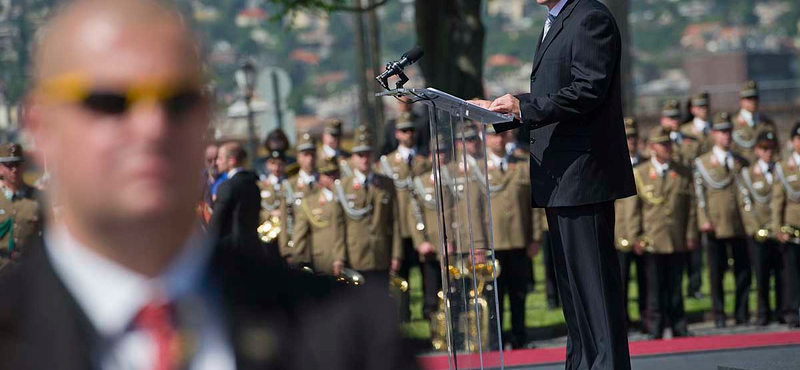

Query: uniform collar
[488,151,507,169]
[397,145,415,160]
[321,187,334,202]
[43,224,213,337]
[713,146,733,168]
[299,170,317,185]
[0,183,28,201]
[354,169,372,185]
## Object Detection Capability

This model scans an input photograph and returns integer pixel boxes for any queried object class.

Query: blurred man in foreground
[0,1,417,369]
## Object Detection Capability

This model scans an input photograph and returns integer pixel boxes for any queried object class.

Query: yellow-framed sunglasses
[38,72,206,116]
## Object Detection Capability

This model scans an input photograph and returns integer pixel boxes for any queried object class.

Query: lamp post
[240,60,258,164]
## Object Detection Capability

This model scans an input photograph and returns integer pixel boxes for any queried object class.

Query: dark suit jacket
[0,239,419,370]
[211,170,261,249]
[494,0,635,208]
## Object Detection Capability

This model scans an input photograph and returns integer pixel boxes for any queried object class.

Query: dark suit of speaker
[493,1,634,368]
[211,170,261,250]
[0,239,419,370]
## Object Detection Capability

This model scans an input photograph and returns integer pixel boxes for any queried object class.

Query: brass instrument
[754,228,772,243]
[781,225,800,243]
[430,291,448,351]
[389,271,409,294]
[257,215,282,243]
[460,259,501,352]
[335,268,365,287]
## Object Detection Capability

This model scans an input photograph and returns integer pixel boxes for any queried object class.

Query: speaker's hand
[489,94,521,118]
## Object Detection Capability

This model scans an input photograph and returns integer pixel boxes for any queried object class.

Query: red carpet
[417,331,800,370]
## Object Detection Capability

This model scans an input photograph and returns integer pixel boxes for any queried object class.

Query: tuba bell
[336,267,365,286]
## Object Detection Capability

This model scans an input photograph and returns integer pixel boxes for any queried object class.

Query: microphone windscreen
[404,45,425,63]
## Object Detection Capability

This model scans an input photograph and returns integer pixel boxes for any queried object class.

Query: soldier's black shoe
[756,317,770,326]
[714,317,726,328]
[788,321,800,329]
[673,329,693,338]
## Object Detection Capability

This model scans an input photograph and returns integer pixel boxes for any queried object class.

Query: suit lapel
[532,0,581,74]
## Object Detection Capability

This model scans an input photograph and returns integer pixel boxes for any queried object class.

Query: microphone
[376,45,424,90]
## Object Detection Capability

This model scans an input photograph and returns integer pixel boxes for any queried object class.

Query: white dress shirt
[793,151,800,169]
[651,157,670,177]
[321,187,334,202]
[713,146,734,170]
[45,225,235,370]
[397,145,415,163]
[542,0,568,40]
[322,144,337,158]
[693,117,710,134]
[488,151,507,172]
[757,159,774,184]
[298,170,317,187]
[630,154,641,166]
[739,109,755,128]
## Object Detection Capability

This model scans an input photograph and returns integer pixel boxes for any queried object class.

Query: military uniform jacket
[450,160,488,253]
[771,154,800,232]
[336,174,402,271]
[630,161,697,254]
[739,163,774,236]
[379,150,431,239]
[409,169,452,260]
[258,178,294,258]
[0,185,41,268]
[292,187,346,275]
[694,151,748,239]
[615,156,645,252]
[680,122,713,157]
[484,153,534,251]
[731,112,778,164]
[672,134,702,168]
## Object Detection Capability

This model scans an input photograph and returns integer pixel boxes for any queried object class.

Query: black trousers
[617,250,648,331]
[748,238,784,322]
[546,202,631,370]
[397,237,419,321]
[495,248,530,345]
[542,231,561,307]
[686,244,703,295]
[645,253,688,337]
[783,242,800,325]
[420,257,442,319]
[706,236,751,323]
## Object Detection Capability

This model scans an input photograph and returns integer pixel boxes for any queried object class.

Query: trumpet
[389,271,409,293]
[257,215,281,243]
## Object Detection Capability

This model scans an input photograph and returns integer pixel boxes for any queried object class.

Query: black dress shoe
[756,317,770,326]
[673,330,694,338]
[714,318,726,328]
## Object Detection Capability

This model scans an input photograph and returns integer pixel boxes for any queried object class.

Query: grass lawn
[402,252,770,340]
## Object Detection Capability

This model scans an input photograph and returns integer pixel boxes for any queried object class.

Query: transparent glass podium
[379,88,515,370]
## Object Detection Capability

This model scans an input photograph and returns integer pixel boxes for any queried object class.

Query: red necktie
[134,302,179,370]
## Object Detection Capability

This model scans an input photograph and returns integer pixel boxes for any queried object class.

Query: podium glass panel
[378,88,511,369]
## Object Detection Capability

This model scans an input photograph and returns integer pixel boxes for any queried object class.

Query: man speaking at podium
[472,0,635,368]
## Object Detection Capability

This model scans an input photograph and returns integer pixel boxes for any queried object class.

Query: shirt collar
[44,224,213,336]
[397,145,414,160]
[354,169,371,185]
[713,146,732,165]
[739,109,755,127]
[299,170,317,184]
[757,159,772,173]
[321,187,334,202]
[549,0,568,18]
[227,167,244,178]
[630,154,640,165]
[488,151,506,168]
[693,117,709,133]
[651,157,669,176]
[322,145,337,158]
[793,151,800,168]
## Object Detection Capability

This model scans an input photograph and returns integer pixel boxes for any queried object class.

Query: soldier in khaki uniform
[731,81,779,164]
[681,92,714,156]
[630,127,697,339]
[483,125,537,349]
[0,143,42,270]
[694,112,751,327]
[409,138,450,319]
[740,132,784,326]
[771,122,800,328]
[316,119,352,176]
[379,118,430,319]
[615,117,648,331]
[660,99,700,167]
[292,157,346,276]
[281,132,319,262]
[257,150,289,260]
[338,128,402,290]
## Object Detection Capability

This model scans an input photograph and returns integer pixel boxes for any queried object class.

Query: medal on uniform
[671,171,678,179]
[649,169,657,180]
[354,182,361,190]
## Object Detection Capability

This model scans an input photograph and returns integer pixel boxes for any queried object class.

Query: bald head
[34,0,202,85]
